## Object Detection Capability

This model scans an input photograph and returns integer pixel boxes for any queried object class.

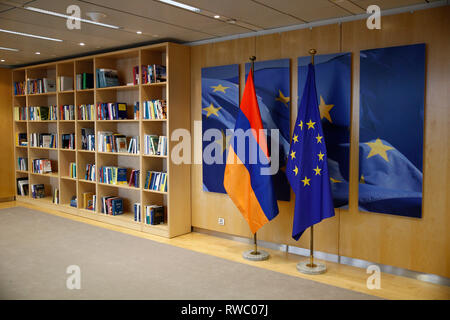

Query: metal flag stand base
[242,233,269,261]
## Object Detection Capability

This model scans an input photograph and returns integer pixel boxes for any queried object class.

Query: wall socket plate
[218,218,225,226]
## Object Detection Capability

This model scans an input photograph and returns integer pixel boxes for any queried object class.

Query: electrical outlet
[218,218,225,226]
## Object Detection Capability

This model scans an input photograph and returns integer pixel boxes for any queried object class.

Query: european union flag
[202,64,239,193]
[286,63,335,241]
[359,44,425,218]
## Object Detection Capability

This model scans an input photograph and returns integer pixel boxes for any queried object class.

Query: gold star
[298,120,303,130]
[215,130,231,153]
[301,176,310,187]
[292,134,299,143]
[313,165,321,176]
[275,90,290,106]
[290,150,296,160]
[293,166,299,176]
[330,177,341,183]
[315,134,323,144]
[306,119,316,129]
[318,96,334,123]
[203,103,222,118]
[360,175,365,183]
[211,84,229,93]
[365,138,394,162]
[317,151,325,161]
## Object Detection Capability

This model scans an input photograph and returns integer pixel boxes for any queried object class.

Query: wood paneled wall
[190,6,450,278]
[0,68,14,200]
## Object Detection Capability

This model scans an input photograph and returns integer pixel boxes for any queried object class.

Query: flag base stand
[242,249,269,261]
[296,261,327,275]
[242,232,269,261]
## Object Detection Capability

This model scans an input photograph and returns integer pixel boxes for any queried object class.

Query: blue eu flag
[286,63,335,241]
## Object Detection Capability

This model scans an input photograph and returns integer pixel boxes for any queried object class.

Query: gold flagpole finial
[309,49,317,65]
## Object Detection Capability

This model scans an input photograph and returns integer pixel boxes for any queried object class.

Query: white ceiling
[0,0,439,67]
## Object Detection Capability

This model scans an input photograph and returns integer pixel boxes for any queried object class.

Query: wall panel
[0,68,14,200]
[190,6,450,277]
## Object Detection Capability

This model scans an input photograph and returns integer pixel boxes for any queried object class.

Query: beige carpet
[0,207,379,300]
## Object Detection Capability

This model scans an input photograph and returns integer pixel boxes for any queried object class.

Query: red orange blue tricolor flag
[224,70,279,234]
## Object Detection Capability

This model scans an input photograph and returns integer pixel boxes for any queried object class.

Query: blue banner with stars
[245,59,291,201]
[287,63,335,240]
[359,44,425,218]
[201,64,240,194]
[298,52,352,208]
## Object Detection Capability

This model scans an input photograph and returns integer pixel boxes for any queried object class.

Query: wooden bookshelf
[11,42,191,238]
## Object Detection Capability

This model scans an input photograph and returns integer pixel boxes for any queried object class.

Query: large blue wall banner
[201,64,239,194]
[245,58,291,201]
[359,43,425,218]
[298,52,352,208]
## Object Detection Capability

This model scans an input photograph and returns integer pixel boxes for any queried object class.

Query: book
[117,168,128,185]
[31,184,45,198]
[70,196,77,207]
[81,127,95,150]
[53,188,59,204]
[82,192,94,209]
[58,76,73,91]
[16,178,29,196]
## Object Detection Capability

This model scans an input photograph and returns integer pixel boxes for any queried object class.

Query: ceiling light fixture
[0,28,62,42]
[136,31,142,34]
[24,7,120,29]
[0,59,5,62]
[158,0,201,13]
[35,52,40,55]
[79,42,85,46]
[0,46,19,52]
[214,15,220,19]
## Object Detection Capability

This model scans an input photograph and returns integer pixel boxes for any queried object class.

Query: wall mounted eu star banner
[298,52,352,208]
[201,64,239,194]
[359,43,425,218]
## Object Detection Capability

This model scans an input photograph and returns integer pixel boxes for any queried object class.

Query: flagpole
[296,48,327,275]
[242,55,269,262]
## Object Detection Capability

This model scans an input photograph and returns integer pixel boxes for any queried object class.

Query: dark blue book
[112,198,123,215]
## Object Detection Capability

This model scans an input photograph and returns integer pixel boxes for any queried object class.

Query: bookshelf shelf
[12,42,191,239]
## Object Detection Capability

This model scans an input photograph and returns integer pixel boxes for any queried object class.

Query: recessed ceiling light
[25,7,120,29]
[79,42,85,46]
[0,46,19,52]
[0,28,62,42]
[136,31,142,34]
[214,15,220,19]
[158,0,201,13]
[0,59,5,62]
[35,52,40,55]
[227,19,237,24]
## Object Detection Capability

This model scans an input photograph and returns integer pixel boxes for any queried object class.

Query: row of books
[98,167,140,188]
[101,196,123,215]
[14,81,25,95]
[81,128,95,151]
[97,131,139,154]
[144,135,167,156]
[61,133,75,149]
[144,171,168,192]
[133,203,164,225]
[29,106,58,121]
[16,133,27,146]
[60,105,75,120]
[17,178,29,196]
[97,102,128,120]
[133,64,166,85]
[31,184,46,198]
[14,107,27,120]
[27,78,56,94]
[57,76,73,92]
[32,158,52,174]
[84,164,95,181]
[17,157,28,171]
[128,169,140,188]
[30,133,57,148]
[82,192,95,210]
[78,104,95,120]
[76,73,94,90]
[142,100,167,119]
[96,68,119,88]
[69,162,76,178]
